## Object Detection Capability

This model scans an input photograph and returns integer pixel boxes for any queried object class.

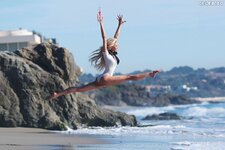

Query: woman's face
[109,42,118,51]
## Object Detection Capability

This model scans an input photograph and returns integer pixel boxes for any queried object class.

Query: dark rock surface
[142,112,182,120]
[0,43,137,130]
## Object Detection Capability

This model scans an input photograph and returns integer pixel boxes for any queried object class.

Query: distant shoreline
[192,97,225,102]
[103,97,225,110]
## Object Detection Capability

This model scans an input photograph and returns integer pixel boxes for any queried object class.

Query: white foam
[59,125,188,137]
[123,103,213,118]
[183,107,225,117]
[125,106,175,117]
[56,103,225,144]
[57,124,225,140]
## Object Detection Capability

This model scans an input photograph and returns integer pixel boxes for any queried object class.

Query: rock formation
[142,112,182,120]
[0,43,137,130]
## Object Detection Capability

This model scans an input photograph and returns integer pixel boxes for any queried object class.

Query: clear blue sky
[1,0,225,74]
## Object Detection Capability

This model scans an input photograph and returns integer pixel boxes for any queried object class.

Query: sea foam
[125,106,175,117]
[183,106,225,117]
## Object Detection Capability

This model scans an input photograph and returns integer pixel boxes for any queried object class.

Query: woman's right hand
[97,9,103,23]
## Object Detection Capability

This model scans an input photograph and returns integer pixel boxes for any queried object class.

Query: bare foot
[149,70,161,78]
[47,92,59,100]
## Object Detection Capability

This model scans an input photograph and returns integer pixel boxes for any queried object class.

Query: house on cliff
[0,28,56,52]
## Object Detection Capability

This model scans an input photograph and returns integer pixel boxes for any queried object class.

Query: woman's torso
[102,51,117,76]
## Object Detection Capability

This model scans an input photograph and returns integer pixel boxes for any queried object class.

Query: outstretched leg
[48,70,160,99]
[48,81,102,99]
[99,70,160,86]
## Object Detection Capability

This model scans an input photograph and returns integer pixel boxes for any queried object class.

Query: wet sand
[0,127,105,150]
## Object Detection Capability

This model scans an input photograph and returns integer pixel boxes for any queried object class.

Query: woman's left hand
[117,15,126,25]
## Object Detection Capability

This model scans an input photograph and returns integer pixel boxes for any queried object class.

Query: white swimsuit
[96,51,117,82]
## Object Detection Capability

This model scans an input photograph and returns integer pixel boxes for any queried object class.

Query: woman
[48,10,160,99]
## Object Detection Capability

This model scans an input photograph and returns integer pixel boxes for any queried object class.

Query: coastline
[192,96,225,102]
[0,127,105,150]
[103,96,225,110]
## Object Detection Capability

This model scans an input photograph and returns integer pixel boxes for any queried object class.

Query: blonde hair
[89,38,117,71]
[106,38,117,48]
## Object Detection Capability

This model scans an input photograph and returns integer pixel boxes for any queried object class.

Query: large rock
[142,112,182,120]
[0,43,137,130]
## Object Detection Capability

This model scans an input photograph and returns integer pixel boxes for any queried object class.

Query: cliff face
[0,43,137,130]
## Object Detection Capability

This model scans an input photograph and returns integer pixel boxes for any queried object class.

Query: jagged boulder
[0,43,137,130]
[142,112,182,120]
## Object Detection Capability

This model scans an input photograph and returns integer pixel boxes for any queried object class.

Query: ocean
[60,102,225,150]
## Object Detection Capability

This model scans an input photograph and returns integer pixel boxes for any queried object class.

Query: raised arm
[114,15,126,39]
[97,10,107,52]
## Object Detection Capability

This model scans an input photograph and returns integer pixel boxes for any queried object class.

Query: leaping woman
[48,10,160,99]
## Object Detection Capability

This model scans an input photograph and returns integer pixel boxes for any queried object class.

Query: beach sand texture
[0,127,104,150]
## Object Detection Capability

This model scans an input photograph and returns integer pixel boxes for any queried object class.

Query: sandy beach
[0,127,105,150]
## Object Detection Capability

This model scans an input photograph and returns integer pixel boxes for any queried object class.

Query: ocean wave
[123,103,212,118]
[171,141,191,146]
[125,106,175,117]
[183,106,225,117]
[59,125,188,136]
[55,103,225,141]
[57,124,225,139]
[171,141,225,150]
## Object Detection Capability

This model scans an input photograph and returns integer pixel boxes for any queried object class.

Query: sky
[1,0,225,74]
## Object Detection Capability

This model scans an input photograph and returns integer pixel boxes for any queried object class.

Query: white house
[0,28,42,52]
